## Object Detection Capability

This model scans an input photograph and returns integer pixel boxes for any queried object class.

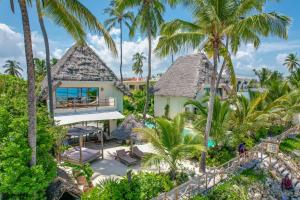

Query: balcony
[54,97,116,114]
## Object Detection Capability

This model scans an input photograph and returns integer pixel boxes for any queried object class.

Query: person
[281,174,293,190]
[238,142,246,155]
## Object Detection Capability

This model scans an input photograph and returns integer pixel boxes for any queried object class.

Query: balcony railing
[55,97,115,109]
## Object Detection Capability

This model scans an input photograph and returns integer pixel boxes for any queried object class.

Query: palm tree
[116,0,177,119]
[253,68,271,88]
[36,0,117,119]
[134,114,205,178]
[155,0,290,172]
[230,93,272,146]
[132,52,146,78]
[288,68,300,88]
[34,58,46,78]
[105,1,134,82]
[185,96,230,145]
[265,79,290,103]
[284,53,300,72]
[10,0,37,166]
[2,60,23,78]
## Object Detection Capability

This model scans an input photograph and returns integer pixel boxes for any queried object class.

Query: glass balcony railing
[55,96,115,109]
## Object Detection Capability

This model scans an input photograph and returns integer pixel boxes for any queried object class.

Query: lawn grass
[280,135,300,153]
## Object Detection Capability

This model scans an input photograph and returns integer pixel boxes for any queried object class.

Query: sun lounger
[132,146,145,159]
[116,149,137,166]
[61,147,101,164]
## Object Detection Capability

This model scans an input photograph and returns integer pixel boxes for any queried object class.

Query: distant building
[154,53,228,119]
[123,77,157,91]
[41,43,130,136]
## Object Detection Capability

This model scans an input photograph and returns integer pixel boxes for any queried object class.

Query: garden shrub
[82,172,173,200]
[191,169,266,200]
[175,171,189,185]
[123,90,154,116]
[0,75,57,199]
[207,146,236,166]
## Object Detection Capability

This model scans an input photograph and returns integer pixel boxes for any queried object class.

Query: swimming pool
[145,122,215,148]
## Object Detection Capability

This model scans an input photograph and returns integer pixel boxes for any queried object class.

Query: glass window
[56,87,99,107]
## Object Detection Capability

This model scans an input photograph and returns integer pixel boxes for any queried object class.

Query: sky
[0,0,299,78]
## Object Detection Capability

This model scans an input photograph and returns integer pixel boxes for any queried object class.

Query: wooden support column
[79,135,83,164]
[101,131,104,159]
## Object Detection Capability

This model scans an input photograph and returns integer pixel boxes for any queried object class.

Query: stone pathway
[257,153,300,199]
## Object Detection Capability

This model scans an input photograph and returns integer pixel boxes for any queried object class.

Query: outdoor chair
[132,146,145,159]
[116,149,137,166]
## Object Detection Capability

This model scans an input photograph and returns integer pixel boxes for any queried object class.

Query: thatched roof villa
[41,43,130,136]
[154,53,228,119]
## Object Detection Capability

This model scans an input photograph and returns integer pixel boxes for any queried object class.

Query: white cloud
[258,40,300,53]
[0,23,70,76]
[1,22,299,79]
[276,53,288,65]
[109,27,121,36]
[87,32,171,78]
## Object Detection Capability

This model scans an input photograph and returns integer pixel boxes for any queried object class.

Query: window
[129,85,135,90]
[55,87,99,108]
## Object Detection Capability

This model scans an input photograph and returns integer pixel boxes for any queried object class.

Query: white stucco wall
[53,81,123,114]
[154,95,195,119]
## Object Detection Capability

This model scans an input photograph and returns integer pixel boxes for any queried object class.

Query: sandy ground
[88,142,200,185]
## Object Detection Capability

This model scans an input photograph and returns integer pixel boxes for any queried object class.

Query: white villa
[154,53,229,119]
[41,43,130,136]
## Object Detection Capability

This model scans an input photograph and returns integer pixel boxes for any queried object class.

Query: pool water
[145,121,215,148]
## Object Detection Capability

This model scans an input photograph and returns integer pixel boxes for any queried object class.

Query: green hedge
[82,172,173,200]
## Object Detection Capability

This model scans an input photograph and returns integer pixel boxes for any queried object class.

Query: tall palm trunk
[201,40,218,172]
[36,0,54,119]
[119,21,123,82]
[216,38,228,89]
[143,25,152,119]
[19,0,36,166]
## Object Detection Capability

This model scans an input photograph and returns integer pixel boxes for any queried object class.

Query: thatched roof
[154,53,213,98]
[111,115,144,140]
[46,168,81,200]
[41,43,130,99]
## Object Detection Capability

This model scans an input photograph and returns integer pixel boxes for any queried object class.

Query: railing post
[175,188,179,200]
[213,168,216,185]
[205,173,208,190]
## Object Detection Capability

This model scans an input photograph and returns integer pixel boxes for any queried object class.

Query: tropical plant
[2,60,23,77]
[36,0,117,118]
[271,89,300,126]
[82,172,173,200]
[288,68,300,88]
[0,75,57,199]
[185,96,230,145]
[123,89,154,115]
[265,79,290,103]
[229,93,274,147]
[155,0,290,171]
[105,0,134,81]
[284,53,300,72]
[134,114,205,178]
[132,52,146,78]
[116,0,177,119]
[253,68,272,88]
[34,57,58,82]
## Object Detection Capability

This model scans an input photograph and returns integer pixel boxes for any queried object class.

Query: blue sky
[0,0,299,78]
